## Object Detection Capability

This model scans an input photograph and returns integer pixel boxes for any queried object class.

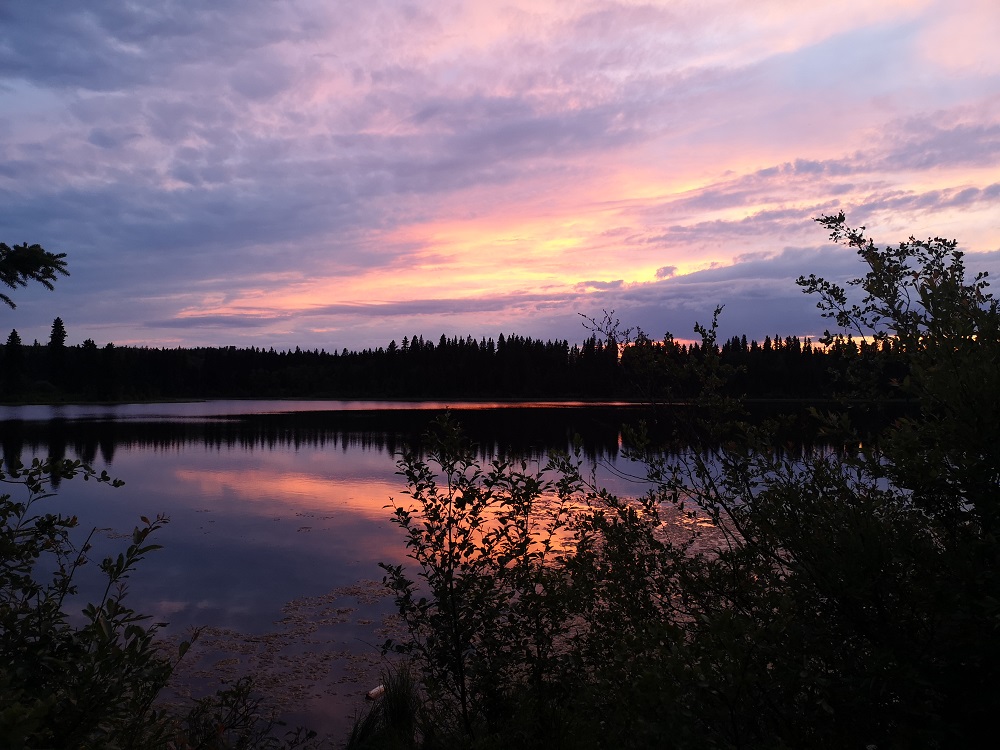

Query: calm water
[0,400,651,740]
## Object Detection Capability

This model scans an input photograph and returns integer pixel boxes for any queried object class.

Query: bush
[0,457,181,749]
[379,423,584,744]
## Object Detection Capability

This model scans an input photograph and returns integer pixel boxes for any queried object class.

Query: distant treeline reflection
[2,407,636,469]
[1,405,850,481]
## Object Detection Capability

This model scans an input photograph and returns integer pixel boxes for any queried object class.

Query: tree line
[2,318,904,402]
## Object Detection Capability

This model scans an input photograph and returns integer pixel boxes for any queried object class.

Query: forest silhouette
[2,324,903,404]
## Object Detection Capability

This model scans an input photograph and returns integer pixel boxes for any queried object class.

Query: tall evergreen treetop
[49,317,67,349]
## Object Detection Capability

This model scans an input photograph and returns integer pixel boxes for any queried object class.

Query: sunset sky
[2,0,999,351]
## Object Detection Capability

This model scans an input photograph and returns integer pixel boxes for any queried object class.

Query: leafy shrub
[380,422,582,742]
[0,457,182,749]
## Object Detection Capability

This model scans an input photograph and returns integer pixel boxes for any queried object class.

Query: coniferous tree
[49,317,67,349]
[3,329,24,393]
[0,242,68,309]
[48,317,67,387]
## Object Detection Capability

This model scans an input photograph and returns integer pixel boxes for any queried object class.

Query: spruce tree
[49,317,67,349]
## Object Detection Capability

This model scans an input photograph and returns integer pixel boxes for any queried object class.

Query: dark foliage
[0,242,68,310]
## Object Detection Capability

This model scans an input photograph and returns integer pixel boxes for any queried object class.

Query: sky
[2,0,999,352]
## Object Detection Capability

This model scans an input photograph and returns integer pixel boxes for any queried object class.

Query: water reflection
[1,403,647,473]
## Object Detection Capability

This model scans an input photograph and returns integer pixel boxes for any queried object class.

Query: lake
[0,400,655,741]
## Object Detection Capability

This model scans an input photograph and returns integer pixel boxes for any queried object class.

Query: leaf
[97,614,113,641]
